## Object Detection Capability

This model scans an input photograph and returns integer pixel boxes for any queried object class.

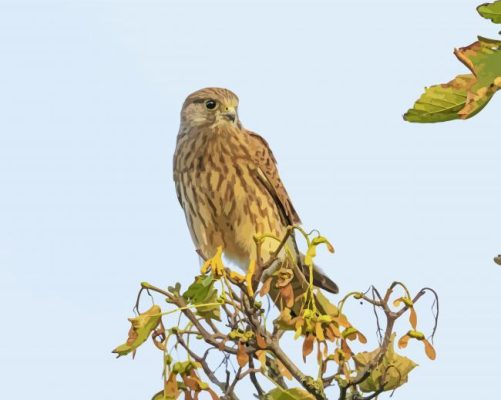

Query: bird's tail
[262,231,339,316]
[299,253,339,295]
[266,252,339,317]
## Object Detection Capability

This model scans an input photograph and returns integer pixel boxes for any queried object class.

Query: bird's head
[180,87,240,128]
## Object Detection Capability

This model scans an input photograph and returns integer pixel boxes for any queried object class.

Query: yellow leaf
[315,322,325,342]
[353,333,417,393]
[256,350,267,369]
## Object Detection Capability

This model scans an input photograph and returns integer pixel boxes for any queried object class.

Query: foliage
[404,2,501,122]
[478,1,501,23]
[113,227,438,400]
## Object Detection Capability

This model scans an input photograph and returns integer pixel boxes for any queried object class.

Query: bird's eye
[205,100,217,110]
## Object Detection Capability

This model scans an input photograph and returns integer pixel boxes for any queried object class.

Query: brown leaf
[302,334,315,363]
[398,334,410,349]
[335,314,351,328]
[182,375,200,392]
[357,331,367,344]
[423,339,437,360]
[165,371,179,398]
[259,276,273,296]
[280,284,294,309]
[256,332,267,349]
[409,307,417,330]
[325,323,341,341]
[341,339,353,359]
[152,324,167,351]
[237,341,249,368]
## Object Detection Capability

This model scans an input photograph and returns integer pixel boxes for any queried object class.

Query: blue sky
[0,0,500,398]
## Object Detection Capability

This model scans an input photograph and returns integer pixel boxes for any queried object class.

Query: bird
[173,87,338,314]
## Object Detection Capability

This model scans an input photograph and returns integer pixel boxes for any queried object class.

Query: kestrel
[173,88,338,310]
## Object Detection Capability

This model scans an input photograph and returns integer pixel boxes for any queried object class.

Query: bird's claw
[201,246,226,278]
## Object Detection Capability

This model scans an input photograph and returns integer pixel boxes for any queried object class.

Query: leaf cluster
[113,229,438,400]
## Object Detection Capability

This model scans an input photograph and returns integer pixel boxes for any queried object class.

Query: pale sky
[1,0,500,399]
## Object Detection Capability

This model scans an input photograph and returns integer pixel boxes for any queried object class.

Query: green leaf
[264,387,316,400]
[353,333,417,393]
[478,1,501,23]
[404,36,501,122]
[112,305,162,357]
[182,275,221,320]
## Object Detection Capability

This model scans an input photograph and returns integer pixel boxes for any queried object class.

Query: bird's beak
[222,107,237,123]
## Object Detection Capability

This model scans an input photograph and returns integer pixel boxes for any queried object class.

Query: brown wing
[247,130,339,295]
[246,130,301,226]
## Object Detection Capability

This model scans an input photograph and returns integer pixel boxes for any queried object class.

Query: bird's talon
[201,246,226,278]
[245,260,256,296]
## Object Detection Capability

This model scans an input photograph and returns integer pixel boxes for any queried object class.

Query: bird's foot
[201,246,226,278]
[245,259,256,296]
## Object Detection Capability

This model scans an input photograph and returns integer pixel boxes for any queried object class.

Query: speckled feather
[173,88,338,295]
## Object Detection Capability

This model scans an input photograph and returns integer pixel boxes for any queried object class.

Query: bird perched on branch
[173,87,338,313]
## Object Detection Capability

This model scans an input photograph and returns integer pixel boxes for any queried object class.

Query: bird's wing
[247,130,339,295]
[246,130,301,226]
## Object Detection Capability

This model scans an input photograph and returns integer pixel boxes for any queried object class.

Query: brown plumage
[173,88,338,305]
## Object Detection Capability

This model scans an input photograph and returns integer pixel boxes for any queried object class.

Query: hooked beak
[222,107,237,123]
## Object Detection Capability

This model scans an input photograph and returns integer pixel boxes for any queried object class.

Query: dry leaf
[423,339,437,360]
[165,371,179,399]
[353,333,417,393]
[112,305,162,357]
[256,333,267,349]
[259,276,273,297]
[302,334,315,363]
[409,307,417,330]
[237,341,249,368]
[280,284,295,309]
[398,334,410,349]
